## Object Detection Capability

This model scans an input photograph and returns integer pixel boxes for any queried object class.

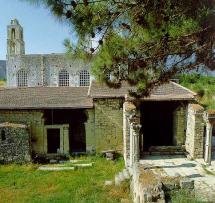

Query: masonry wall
[0,111,45,154]
[7,54,92,87]
[0,125,31,163]
[94,98,124,153]
[185,104,204,159]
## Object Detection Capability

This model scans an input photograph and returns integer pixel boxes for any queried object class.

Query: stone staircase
[147,146,186,156]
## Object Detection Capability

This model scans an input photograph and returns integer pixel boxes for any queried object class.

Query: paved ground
[140,155,215,202]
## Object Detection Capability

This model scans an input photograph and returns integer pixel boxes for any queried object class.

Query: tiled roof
[0,87,93,109]
[88,81,196,101]
[0,81,196,109]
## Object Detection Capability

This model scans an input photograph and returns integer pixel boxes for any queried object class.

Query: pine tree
[25,0,215,96]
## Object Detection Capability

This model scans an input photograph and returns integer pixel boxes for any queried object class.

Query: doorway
[140,101,182,152]
[47,128,60,153]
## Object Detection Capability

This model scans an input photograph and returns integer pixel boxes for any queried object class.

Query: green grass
[0,156,131,203]
[170,189,204,203]
[178,74,215,109]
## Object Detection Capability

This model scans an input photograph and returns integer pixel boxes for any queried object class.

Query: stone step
[149,146,186,153]
[150,151,185,156]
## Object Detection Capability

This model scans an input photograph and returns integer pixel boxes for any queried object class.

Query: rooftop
[0,81,197,109]
[89,81,196,101]
[0,86,93,109]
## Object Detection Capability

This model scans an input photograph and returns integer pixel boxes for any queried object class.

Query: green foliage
[178,74,215,109]
[23,0,215,97]
[0,156,130,203]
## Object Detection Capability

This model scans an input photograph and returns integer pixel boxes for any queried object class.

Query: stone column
[123,101,136,167]
[63,125,69,154]
[205,122,212,165]
[129,113,141,168]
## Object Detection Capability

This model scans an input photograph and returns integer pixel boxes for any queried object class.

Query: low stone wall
[0,123,31,163]
[130,163,195,203]
[130,163,165,203]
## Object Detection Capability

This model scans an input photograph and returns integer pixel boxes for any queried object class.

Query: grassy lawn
[0,156,131,203]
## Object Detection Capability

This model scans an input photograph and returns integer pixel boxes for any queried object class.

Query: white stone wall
[6,54,92,87]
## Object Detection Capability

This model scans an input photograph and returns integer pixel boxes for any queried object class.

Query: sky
[0,0,76,60]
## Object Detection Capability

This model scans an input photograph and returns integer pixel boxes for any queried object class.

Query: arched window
[59,70,69,86]
[1,130,6,141]
[12,28,15,40]
[80,70,90,86]
[17,69,28,87]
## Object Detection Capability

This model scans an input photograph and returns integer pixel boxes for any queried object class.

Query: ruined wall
[0,111,44,154]
[94,98,124,153]
[0,123,31,163]
[185,104,204,159]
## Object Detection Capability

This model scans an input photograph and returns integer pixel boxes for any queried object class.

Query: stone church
[0,19,214,165]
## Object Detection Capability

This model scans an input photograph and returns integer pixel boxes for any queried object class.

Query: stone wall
[0,123,31,163]
[0,110,44,154]
[94,98,124,153]
[185,104,204,159]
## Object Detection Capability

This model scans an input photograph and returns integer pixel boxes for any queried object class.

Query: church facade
[0,19,214,165]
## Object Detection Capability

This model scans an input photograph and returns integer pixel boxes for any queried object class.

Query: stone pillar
[129,112,141,168]
[173,106,186,146]
[40,55,45,86]
[85,109,96,154]
[185,104,204,159]
[205,122,212,165]
[123,101,136,167]
[63,125,69,154]
[123,99,141,168]
[204,110,215,165]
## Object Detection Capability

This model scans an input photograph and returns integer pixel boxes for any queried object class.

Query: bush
[197,89,205,98]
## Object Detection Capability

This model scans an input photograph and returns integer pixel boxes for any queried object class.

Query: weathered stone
[104,180,113,186]
[38,166,75,171]
[0,122,31,163]
[115,175,121,186]
[50,159,58,164]
[185,104,204,159]
[123,168,130,179]
[73,163,93,168]
[180,178,194,190]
